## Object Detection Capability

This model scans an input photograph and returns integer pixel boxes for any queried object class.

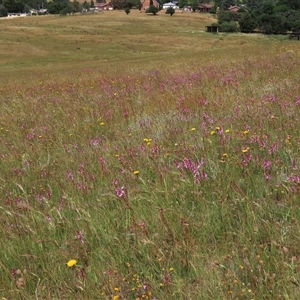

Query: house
[182,6,192,12]
[227,5,239,12]
[163,2,179,9]
[206,25,219,33]
[198,3,214,13]
[140,0,160,10]
[94,3,114,10]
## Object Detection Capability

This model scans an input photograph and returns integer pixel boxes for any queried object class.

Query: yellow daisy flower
[67,259,77,267]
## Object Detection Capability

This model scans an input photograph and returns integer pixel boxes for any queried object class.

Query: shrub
[209,6,217,14]
[165,7,175,16]
[125,7,130,14]
[217,10,237,24]
[291,19,300,32]
[146,5,158,15]
[219,21,240,32]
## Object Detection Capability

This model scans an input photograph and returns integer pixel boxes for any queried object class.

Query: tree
[221,0,235,10]
[191,0,198,12]
[146,5,158,14]
[90,0,94,7]
[82,0,90,9]
[262,2,275,15]
[219,21,240,32]
[245,0,263,11]
[73,0,81,12]
[2,0,24,12]
[127,0,140,8]
[178,0,188,8]
[217,10,236,23]
[238,12,258,32]
[110,0,127,9]
[0,4,8,16]
[165,6,175,15]
[47,1,62,14]
[259,13,288,34]
[278,0,300,10]
[125,6,130,13]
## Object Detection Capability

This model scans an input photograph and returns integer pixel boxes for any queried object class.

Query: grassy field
[1,10,300,300]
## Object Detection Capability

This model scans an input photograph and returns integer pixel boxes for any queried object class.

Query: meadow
[0,10,300,299]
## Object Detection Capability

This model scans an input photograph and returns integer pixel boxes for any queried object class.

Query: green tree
[47,1,61,14]
[217,10,236,23]
[90,0,94,7]
[278,0,300,10]
[219,20,240,32]
[165,6,175,15]
[146,5,158,14]
[125,6,130,13]
[191,0,198,12]
[221,0,235,10]
[178,0,188,8]
[245,0,263,11]
[0,3,8,16]
[127,0,140,8]
[46,0,72,14]
[73,0,81,12]
[259,13,288,34]
[262,2,275,14]
[238,12,258,32]
[110,0,127,9]
[82,0,90,9]
[3,0,24,12]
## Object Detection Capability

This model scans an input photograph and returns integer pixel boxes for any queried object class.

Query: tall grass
[1,10,300,299]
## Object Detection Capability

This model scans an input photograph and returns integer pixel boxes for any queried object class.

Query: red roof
[227,5,239,11]
[199,4,214,9]
[94,3,113,8]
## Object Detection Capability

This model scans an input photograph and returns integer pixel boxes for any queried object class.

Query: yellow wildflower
[242,147,250,153]
[133,170,139,175]
[67,259,77,267]
[100,122,105,126]
[190,128,196,131]
[243,130,249,134]
[225,129,230,133]
[112,296,119,300]
[210,131,216,135]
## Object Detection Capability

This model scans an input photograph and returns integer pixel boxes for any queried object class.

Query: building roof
[227,5,239,11]
[94,3,113,7]
[199,4,214,8]
[163,2,176,6]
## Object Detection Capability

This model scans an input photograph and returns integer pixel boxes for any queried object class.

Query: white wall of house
[163,3,179,9]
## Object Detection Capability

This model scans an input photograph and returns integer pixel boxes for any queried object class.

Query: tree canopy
[215,0,300,34]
